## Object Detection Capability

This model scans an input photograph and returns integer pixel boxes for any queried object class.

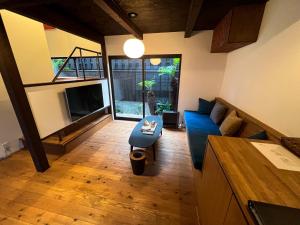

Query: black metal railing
[52,47,103,82]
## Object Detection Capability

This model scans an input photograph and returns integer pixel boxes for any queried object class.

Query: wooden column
[100,37,112,114]
[0,15,49,172]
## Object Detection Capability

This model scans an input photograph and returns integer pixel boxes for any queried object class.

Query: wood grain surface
[0,120,196,225]
[208,136,300,225]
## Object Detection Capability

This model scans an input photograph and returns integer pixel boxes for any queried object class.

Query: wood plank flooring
[0,120,196,225]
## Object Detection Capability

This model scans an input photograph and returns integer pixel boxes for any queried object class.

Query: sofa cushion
[249,131,268,140]
[184,111,221,170]
[198,98,215,115]
[220,111,243,136]
[210,102,227,125]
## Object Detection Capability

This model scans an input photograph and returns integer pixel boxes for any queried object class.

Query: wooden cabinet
[211,3,266,53]
[198,144,233,225]
[224,196,248,225]
[196,136,300,225]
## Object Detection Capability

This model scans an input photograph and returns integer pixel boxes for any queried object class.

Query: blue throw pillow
[249,131,268,140]
[198,98,215,115]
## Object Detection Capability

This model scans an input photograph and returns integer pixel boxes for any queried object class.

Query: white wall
[26,80,110,138]
[105,32,227,118]
[219,0,300,136]
[0,11,108,153]
[0,10,51,158]
[0,76,23,158]
[1,10,54,84]
[45,29,101,57]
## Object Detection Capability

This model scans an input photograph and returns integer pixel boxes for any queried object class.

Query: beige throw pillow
[219,111,243,136]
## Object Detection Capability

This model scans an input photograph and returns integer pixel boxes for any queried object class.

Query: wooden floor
[0,120,196,225]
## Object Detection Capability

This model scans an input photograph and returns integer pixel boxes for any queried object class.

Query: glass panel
[111,58,143,119]
[79,57,104,79]
[51,58,77,78]
[52,56,104,81]
[144,57,180,115]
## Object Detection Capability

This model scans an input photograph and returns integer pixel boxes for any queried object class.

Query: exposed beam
[93,0,143,39]
[185,0,204,38]
[11,4,104,44]
[0,0,58,9]
[0,15,49,172]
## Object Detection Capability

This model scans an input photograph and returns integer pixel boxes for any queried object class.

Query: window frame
[108,54,182,121]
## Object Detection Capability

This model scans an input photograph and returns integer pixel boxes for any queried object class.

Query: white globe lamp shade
[123,38,145,58]
[150,58,161,65]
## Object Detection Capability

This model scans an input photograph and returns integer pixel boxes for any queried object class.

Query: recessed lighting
[128,12,138,18]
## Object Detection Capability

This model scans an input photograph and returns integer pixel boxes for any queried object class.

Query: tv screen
[65,84,104,121]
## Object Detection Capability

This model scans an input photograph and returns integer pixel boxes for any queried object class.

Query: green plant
[52,58,71,72]
[155,101,172,115]
[158,58,180,77]
[137,79,156,91]
[115,105,122,113]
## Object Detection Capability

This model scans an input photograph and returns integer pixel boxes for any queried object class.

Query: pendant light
[123,38,145,58]
[150,58,161,65]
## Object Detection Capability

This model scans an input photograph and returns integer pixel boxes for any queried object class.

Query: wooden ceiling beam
[185,0,204,38]
[11,5,104,44]
[0,0,59,9]
[93,0,143,39]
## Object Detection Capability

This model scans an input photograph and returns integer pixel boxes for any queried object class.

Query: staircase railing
[52,46,102,82]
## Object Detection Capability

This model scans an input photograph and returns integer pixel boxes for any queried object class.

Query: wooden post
[0,15,49,172]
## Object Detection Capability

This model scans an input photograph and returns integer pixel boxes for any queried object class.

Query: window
[51,56,104,81]
[109,55,182,120]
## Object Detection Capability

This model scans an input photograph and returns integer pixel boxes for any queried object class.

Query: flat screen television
[65,83,104,121]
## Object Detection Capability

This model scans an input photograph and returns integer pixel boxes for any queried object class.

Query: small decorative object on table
[141,120,157,135]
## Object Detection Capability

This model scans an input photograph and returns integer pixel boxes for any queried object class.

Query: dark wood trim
[23,78,107,88]
[0,15,49,172]
[185,0,204,38]
[93,0,143,39]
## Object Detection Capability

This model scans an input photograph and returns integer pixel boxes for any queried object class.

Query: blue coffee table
[129,116,163,160]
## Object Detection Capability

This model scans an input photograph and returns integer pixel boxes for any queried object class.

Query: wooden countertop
[208,136,300,224]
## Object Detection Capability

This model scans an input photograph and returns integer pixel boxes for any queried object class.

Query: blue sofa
[184,110,221,170]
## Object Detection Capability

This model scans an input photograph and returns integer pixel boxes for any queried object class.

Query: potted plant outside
[157,58,180,110]
[137,79,156,115]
